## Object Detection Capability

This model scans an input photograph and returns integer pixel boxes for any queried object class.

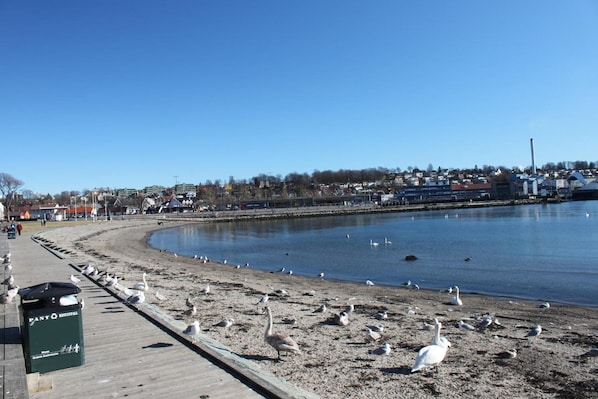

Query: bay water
[148,201,598,307]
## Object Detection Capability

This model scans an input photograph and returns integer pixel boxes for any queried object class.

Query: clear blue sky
[1,1,597,195]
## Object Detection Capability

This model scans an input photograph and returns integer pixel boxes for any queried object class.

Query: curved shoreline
[34,219,598,399]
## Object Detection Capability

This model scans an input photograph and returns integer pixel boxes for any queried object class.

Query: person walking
[16,222,23,236]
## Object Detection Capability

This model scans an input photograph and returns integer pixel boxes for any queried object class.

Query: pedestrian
[16,223,23,236]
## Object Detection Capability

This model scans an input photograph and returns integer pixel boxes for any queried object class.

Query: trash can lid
[19,282,81,300]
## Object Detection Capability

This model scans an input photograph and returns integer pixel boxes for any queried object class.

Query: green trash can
[7,229,16,239]
[19,282,85,373]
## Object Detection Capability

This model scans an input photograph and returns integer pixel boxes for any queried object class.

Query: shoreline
[33,219,598,398]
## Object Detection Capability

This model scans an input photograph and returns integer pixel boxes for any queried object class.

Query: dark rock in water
[405,255,418,261]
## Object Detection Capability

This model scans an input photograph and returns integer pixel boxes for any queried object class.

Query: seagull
[334,311,350,326]
[275,267,285,273]
[199,284,210,295]
[313,303,327,313]
[1,286,20,304]
[105,274,118,288]
[183,320,201,340]
[345,303,355,314]
[69,274,81,285]
[318,272,324,279]
[214,318,234,328]
[125,291,145,305]
[539,302,550,309]
[4,263,12,273]
[458,320,476,331]
[526,325,542,338]
[256,293,269,310]
[370,342,391,356]
[368,324,385,333]
[411,319,449,373]
[496,349,518,359]
[3,275,15,286]
[185,297,195,308]
[184,305,198,317]
[374,311,388,320]
[264,306,301,361]
[477,315,493,330]
[450,286,463,306]
[81,263,95,276]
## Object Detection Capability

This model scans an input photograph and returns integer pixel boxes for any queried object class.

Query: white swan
[264,306,301,360]
[133,272,149,292]
[370,240,379,247]
[366,280,375,286]
[384,237,392,245]
[450,286,463,306]
[411,319,449,373]
[431,318,452,348]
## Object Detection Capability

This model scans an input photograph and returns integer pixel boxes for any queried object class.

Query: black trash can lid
[19,282,81,300]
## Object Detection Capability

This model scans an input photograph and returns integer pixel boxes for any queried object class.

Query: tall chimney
[530,138,536,175]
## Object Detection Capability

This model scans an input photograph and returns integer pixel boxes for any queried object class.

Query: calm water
[148,201,598,307]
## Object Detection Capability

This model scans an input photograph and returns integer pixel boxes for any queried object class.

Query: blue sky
[1,1,597,195]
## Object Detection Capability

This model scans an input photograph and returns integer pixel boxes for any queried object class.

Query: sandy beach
[32,218,598,399]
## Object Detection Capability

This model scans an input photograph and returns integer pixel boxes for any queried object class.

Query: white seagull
[125,291,145,305]
[370,342,391,356]
[69,274,81,285]
[526,324,542,338]
[183,320,201,340]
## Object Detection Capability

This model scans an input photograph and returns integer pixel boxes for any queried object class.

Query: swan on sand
[411,319,449,373]
[264,306,301,361]
[450,286,463,306]
[133,272,149,292]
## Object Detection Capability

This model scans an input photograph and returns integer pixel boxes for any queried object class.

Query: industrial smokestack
[530,138,536,175]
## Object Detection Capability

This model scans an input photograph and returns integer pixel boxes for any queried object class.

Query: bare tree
[0,173,24,219]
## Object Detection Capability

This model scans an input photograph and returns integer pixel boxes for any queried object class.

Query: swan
[384,237,392,245]
[133,272,149,291]
[154,291,166,301]
[411,320,449,373]
[431,318,452,348]
[539,302,550,309]
[264,306,301,360]
[450,286,463,306]
[366,280,375,286]
[370,240,379,247]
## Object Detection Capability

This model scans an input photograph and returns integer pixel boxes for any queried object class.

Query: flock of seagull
[1,252,19,304]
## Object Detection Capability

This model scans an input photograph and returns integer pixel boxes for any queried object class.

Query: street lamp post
[81,196,88,221]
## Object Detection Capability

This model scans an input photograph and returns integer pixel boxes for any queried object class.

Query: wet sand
[34,218,598,398]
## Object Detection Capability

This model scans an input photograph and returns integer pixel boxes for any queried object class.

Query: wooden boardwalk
[1,232,317,399]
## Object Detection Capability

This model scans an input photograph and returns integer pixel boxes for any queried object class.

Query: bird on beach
[334,311,350,326]
[411,319,449,373]
[183,320,201,341]
[264,306,301,361]
[431,318,452,348]
[1,286,20,304]
[214,318,234,328]
[154,291,166,301]
[313,303,327,313]
[526,324,542,338]
[345,303,355,314]
[2,275,15,287]
[81,263,95,276]
[368,324,385,333]
[373,311,388,320]
[125,291,145,305]
[133,272,149,292]
[370,342,391,356]
[539,302,550,309]
[185,297,195,308]
[496,349,518,359]
[450,286,463,306]
[458,320,476,331]
[366,280,375,286]
[69,274,81,285]
[184,305,197,317]
[318,272,324,279]
[199,284,210,295]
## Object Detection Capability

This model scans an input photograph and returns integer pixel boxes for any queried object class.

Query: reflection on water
[149,201,598,306]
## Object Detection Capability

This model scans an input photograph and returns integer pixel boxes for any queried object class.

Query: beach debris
[496,349,518,359]
[405,255,418,261]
